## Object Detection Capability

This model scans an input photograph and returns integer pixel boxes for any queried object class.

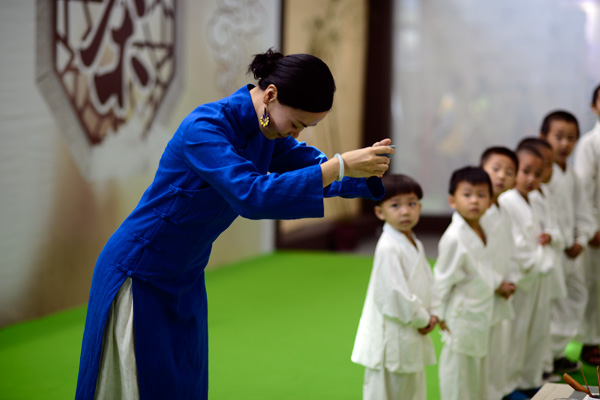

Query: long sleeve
[269,137,385,200]
[432,233,467,321]
[572,170,597,245]
[574,128,600,229]
[372,239,430,329]
[181,134,324,220]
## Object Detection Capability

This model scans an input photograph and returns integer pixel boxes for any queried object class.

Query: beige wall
[0,0,280,327]
[280,0,369,234]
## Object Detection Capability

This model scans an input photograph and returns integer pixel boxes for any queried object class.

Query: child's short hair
[517,137,552,152]
[592,83,600,105]
[449,166,492,197]
[516,144,544,161]
[540,110,580,138]
[376,174,423,205]
[480,146,519,171]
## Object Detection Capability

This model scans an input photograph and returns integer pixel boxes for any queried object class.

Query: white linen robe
[574,121,600,344]
[480,204,516,399]
[545,163,595,355]
[499,189,554,389]
[530,186,566,301]
[433,212,495,400]
[352,223,436,400]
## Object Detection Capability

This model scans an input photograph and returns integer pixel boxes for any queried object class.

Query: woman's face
[259,84,329,140]
[261,100,328,140]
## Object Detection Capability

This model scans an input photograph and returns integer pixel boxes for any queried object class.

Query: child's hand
[439,320,450,333]
[565,243,583,259]
[496,281,516,299]
[418,315,438,335]
[538,233,551,246]
[589,231,600,248]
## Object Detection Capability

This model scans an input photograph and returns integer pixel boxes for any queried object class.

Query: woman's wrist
[334,153,344,182]
[321,155,343,187]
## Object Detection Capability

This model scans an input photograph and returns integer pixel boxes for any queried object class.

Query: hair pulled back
[592,83,600,105]
[248,48,336,113]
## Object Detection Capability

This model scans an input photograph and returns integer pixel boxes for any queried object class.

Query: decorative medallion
[48,0,176,145]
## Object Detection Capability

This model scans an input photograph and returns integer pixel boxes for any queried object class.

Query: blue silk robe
[75,85,384,399]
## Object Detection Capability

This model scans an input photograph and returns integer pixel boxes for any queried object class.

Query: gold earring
[259,107,270,127]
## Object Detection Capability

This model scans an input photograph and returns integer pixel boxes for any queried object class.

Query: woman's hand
[321,139,394,186]
[342,139,394,179]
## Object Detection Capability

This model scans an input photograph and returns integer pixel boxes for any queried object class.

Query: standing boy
[540,110,596,374]
[574,84,600,366]
[499,145,555,392]
[433,166,495,400]
[517,137,565,382]
[480,147,519,400]
[352,174,438,400]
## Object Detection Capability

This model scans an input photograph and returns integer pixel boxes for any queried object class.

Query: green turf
[0,251,595,399]
[0,306,86,399]
[204,251,444,400]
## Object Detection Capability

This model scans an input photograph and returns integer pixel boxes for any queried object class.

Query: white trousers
[518,276,551,389]
[488,320,511,400]
[439,346,488,400]
[505,279,540,391]
[576,246,600,344]
[550,255,588,358]
[94,278,140,400]
[363,367,426,400]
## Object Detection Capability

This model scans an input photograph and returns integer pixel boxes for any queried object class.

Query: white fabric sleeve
[432,235,467,322]
[372,243,431,329]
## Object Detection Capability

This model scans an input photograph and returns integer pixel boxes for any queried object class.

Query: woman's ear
[262,84,278,104]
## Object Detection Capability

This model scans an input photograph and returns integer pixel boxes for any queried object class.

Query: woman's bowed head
[248,48,394,185]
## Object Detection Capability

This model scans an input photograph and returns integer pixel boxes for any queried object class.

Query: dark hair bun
[247,48,335,112]
[248,48,284,80]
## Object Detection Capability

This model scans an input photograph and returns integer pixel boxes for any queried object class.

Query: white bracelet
[334,153,344,182]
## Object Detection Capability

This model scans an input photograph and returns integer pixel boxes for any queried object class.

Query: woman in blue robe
[75,49,394,399]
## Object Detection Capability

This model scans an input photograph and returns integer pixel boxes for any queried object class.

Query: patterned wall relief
[206,0,269,96]
[36,0,178,178]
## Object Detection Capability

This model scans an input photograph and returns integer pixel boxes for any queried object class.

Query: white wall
[391,0,600,212]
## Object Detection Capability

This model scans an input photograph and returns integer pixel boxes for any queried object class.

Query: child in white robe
[433,166,495,400]
[480,147,519,400]
[498,145,555,391]
[517,137,566,381]
[352,174,437,400]
[574,84,600,366]
[540,110,596,374]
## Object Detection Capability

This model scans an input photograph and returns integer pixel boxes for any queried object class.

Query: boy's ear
[448,194,456,209]
[374,205,385,221]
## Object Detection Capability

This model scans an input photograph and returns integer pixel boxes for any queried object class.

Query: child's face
[515,152,544,197]
[544,120,578,166]
[375,193,422,234]
[538,146,554,184]
[482,154,517,198]
[448,182,491,225]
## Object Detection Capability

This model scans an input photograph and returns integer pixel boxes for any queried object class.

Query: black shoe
[542,371,561,383]
[553,357,582,374]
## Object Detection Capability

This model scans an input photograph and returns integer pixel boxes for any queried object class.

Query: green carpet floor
[0,251,595,399]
